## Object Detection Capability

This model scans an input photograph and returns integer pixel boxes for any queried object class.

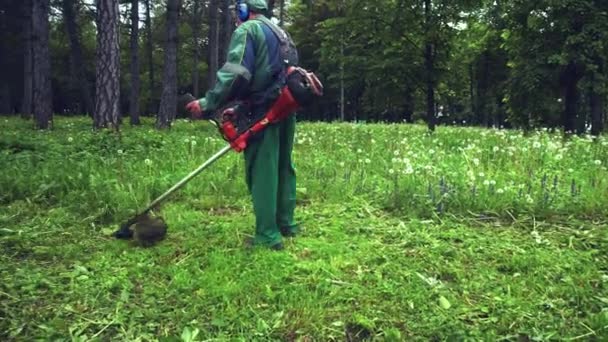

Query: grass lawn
[1,117,607,341]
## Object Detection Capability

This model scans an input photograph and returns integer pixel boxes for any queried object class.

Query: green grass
[1,117,607,341]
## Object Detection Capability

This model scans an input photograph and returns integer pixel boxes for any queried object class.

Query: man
[186,0,299,251]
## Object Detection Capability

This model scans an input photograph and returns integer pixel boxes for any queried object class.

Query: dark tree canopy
[0,0,606,135]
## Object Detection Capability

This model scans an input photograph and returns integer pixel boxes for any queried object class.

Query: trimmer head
[113,212,168,247]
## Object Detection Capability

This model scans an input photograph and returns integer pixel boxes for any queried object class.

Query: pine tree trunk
[267,0,275,17]
[191,0,201,97]
[22,0,33,119]
[279,0,285,26]
[94,0,120,129]
[590,75,604,136]
[145,0,155,114]
[404,87,414,123]
[32,0,52,129]
[424,0,435,132]
[156,0,180,129]
[207,0,219,88]
[220,0,233,64]
[129,0,140,125]
[561,62,580,134]
[469,62,474,124]
[63,0,94,117]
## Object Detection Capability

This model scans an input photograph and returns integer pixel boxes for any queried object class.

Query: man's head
[235,0,268,24]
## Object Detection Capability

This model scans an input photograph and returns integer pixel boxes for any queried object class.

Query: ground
[1,117,607,341]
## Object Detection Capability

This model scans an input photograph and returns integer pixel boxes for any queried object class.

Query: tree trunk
[476,51,490,127]
[0,83,10,115]
[424,0,435,132]
[191,0,201,97]
[63,0,94,117]
[207,0,219,88]
[94,0,120,129]
[469,62,474,124]
[220,0,233,63]
[590,75,604,136]
[22,0,33,119]
[279,0,285,26]
[561,64,578,134]
[129,0,140,125]
[340,38,345,121]
[32,0,52,129]
[145,0,155,114]
[267,0,276,17]
[404,87,414,123]
[156,0,180,128]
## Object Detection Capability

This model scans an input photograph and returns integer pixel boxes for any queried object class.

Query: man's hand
[186,100,203,118]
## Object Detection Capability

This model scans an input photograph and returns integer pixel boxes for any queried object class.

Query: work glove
[185,98,213,120]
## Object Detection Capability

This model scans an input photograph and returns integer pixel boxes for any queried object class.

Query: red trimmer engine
[209,66,323,152]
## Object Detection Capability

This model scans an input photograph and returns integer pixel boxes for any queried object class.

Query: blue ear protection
[236,0,249,22]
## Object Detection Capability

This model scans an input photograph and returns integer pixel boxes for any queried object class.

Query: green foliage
[1,117,608,340]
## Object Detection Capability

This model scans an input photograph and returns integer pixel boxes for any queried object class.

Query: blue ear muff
[236,1,249,21]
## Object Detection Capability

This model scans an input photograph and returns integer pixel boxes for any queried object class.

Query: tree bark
[63,0,94,117]
[560,62,582,134]
[157,0,181,128]
[424,0,435,132]
[191,0,201,97]
[32,0,52,129]
[469,62,474,124]
[220,0,233,64]
[207,0,219,88]
[476,51,490,127]
[404,87,414,123]
[145,0,155,114]
[279,0,285,26]
[94,0,120,129]
[22,0,33,119]
[590,75,604,136]
[129,0,140,125]
[267,0,275,17]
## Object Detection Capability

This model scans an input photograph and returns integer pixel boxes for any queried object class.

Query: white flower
[68,137,74,143]
[404,167,414,175]
[117,149,123,154]
[394,150,400,156]
[184,138,190,144]
[568,168,574,173]
[490,180,496,185]
[339,162,345,167]
[371,139,376,144]
[493,146,499,152]
[478,172,485,178]
[483,180,490,186]
[497,188,504,194]
[365,158,371,164]
[594,160,602,166]
[357,149,363,153]
[526,195,534,204]
[533,141,541,149]
[429,149,435,155]
[555,154,563,161]
[389,169,395,174]
[191,140,197,146]
[391,157,398,163]
[473,158,480,166]
[144,159,152,166]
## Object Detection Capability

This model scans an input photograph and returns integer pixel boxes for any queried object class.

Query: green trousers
[244,115,299,247]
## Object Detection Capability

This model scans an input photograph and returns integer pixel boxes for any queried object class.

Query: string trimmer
[113,66,323,245]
